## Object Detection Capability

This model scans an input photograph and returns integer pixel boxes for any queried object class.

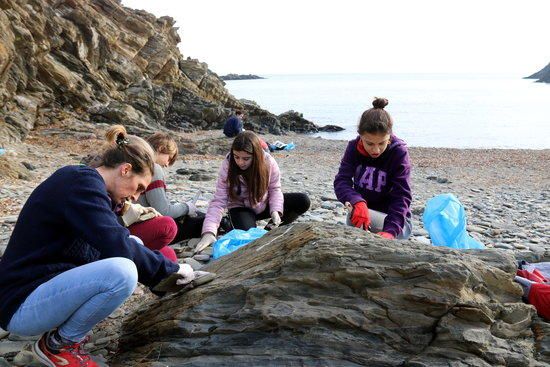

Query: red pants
[128,216,178,262]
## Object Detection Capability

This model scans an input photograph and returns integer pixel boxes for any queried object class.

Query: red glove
[377,232,395,239]
[351,201,370,230]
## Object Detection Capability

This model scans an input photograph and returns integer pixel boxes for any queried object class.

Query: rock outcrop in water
[525,63,550,83]
[220,73,265,80]
[0,0,321,144]
[113,222,547,367]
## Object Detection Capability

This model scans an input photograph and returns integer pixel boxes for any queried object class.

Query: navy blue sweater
[223,115,243,137]
[0,166,179,329]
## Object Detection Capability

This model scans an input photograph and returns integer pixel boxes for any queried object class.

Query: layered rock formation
[0,0,320,145]
[113,223,546,366]
[526,63,550,83]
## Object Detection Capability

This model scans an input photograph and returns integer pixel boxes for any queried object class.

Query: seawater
[224,73,550,149]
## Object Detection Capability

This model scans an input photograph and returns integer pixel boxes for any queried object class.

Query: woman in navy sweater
[0,125,196,367]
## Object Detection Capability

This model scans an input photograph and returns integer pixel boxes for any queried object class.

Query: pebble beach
[1,127,549,259]
[0,125,549,364]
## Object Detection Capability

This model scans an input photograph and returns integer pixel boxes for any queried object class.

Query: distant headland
[525,62,550,83]
[220,74,265,80]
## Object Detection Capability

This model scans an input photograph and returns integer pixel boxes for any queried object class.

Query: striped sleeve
[142,164,188,219]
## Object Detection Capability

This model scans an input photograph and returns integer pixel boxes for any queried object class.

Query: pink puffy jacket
[201,153,284,235]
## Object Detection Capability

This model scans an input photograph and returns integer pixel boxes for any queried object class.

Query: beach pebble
[183,257,203,270]
[193,254,210,262]
[13,351,40,366]
[188,174,215,181]
[21,162,36,171]
[412,236,431,245]
[494,243,514,250]
[321,201,336,210]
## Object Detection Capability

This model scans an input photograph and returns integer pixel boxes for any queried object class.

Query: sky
[121,0,550,76]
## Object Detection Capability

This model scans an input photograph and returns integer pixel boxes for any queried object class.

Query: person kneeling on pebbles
[194,131,311,253]
[334,97,412,240]
[134,132,206,250]
[0,125,211,367]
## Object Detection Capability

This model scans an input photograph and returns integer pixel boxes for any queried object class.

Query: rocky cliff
[112,223,548,367]
[526,63,550,83]
[0,0,319,145]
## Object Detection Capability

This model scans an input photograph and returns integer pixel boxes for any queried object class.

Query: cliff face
[525,63,550,83]
[0,0,317,144]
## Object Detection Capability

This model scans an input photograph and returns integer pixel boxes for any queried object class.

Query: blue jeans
[7,257,138,342]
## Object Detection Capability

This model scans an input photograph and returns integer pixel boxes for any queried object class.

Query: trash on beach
[212,227,267,259]
[422,193,485,250]
[0,148,5,156]
[268,141,295,152]
[515,261,550,320]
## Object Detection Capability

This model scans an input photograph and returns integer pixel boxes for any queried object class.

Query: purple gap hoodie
[333,135,412,237]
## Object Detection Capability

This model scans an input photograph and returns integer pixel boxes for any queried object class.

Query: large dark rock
[525,63,550,83]
[113,223,544,366]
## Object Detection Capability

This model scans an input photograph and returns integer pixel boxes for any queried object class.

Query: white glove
[139,206,162,221]
[120,202,143,227]
[185,201,197,217]
[270,211,282,228]
[194,232,216,254]
[176,264,195,285]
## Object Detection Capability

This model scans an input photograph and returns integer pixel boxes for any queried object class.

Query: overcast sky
[121,0,550,76]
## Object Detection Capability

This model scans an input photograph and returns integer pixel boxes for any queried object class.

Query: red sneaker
[32,332,99,367]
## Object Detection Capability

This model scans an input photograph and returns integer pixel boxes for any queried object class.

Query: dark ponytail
[357,97,393,135]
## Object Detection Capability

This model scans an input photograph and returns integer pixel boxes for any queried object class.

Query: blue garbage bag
[212,227,268,259]
[422,193,484,250]
[283,142,295,151]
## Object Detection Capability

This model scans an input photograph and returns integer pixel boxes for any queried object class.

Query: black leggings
[228,193,310,231]
[170,213,205,244]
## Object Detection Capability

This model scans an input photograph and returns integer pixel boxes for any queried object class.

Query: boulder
[113,223,543,366]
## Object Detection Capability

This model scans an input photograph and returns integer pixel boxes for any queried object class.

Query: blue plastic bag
[422,193,484,250]
[283,142,295,151]
[212,228,267,259]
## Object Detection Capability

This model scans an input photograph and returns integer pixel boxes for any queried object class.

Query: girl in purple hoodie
[334,98,412,239]
[195,131,310,252]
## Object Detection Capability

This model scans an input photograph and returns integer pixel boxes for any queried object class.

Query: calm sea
[224,73,550,149]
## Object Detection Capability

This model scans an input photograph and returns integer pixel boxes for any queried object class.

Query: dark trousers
[171,213,206,244]
[228,193,310,231]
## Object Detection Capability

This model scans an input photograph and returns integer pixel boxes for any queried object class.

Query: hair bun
[372,97,389,109]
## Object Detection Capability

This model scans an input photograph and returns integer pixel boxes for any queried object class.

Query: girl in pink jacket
[196,132,310,252]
